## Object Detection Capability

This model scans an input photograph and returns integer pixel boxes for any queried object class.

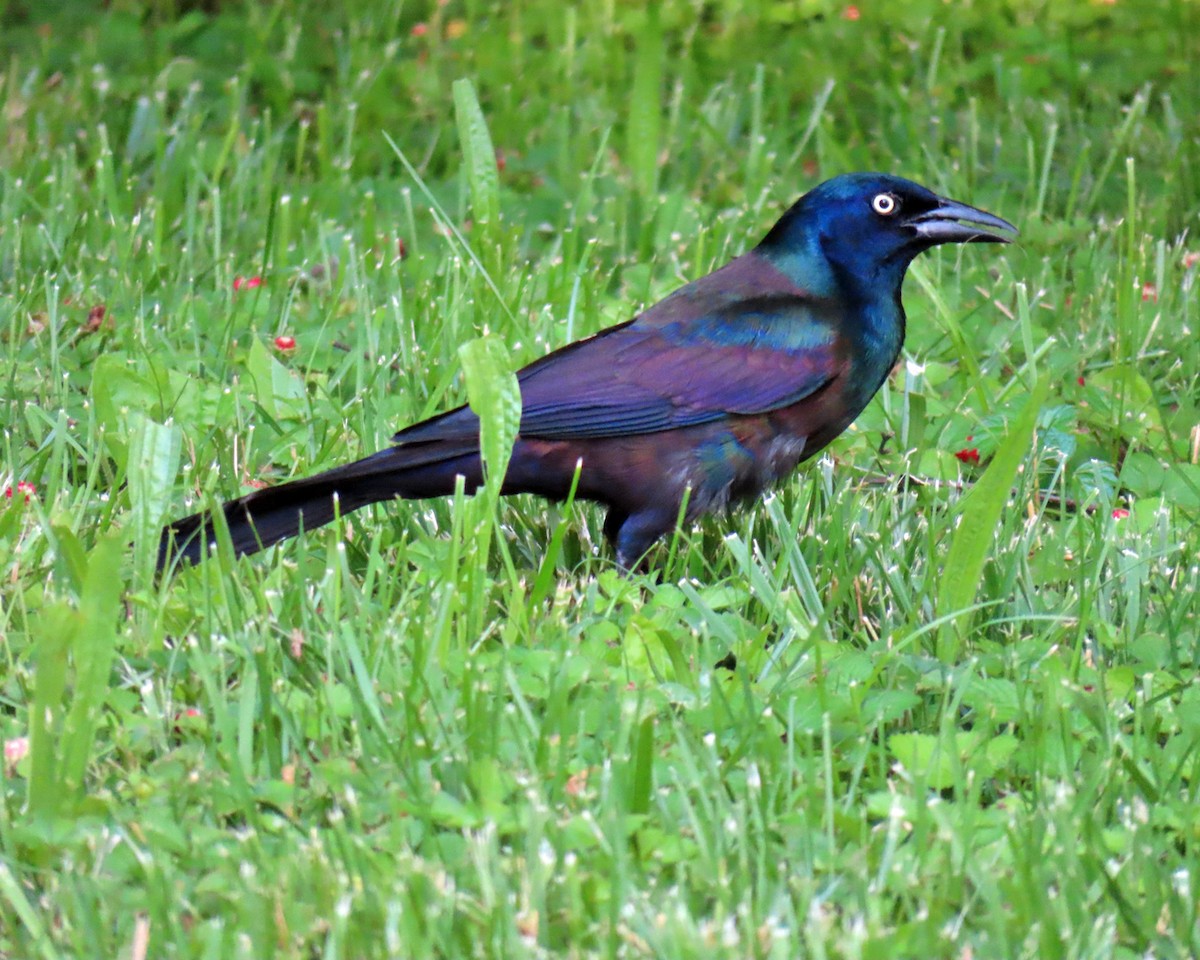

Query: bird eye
[872,193,899,216]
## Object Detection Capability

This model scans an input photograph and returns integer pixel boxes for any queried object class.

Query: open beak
[910,197,1018,245]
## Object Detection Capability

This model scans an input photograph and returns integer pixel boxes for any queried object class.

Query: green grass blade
[937,378,1050,659]
[382,131,515,324]
[630,715,655,819]
[57,534,124,798]
[627,9,663,196]
[27,606,73,818]
[0,864,60,960]
[27,534,124,817]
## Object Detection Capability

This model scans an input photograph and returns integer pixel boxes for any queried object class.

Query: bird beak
[910,197,1018,245]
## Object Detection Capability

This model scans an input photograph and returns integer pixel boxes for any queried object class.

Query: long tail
[157,445,480,572]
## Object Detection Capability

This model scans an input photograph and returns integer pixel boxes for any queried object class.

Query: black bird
[158,173,1016,572]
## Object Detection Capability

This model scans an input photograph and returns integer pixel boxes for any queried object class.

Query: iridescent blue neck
[759,219,909,399]
[758,231,841,299]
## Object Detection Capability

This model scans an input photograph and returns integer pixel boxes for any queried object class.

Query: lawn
[1,0,1198,956]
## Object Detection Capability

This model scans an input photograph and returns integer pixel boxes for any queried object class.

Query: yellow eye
[872,193,898,216]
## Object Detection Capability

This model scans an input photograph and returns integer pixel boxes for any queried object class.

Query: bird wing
[393,261,847,446]
[514,296,843,438]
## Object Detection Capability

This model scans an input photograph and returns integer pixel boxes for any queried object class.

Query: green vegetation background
[1,0,1197,956]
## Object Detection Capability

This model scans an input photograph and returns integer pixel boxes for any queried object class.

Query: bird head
[761,173,1017,295]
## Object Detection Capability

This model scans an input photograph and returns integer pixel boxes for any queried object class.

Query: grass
[1,0,1198,956]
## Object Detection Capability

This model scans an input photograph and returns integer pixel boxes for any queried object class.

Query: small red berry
[233,276,263,291]
[842,5,861,19]
[1112,508,1130,520]
[82,304,108,333]
[4,481,36,502]
[1141,282,1157,302]
[274,335,296,352]
[410,22,428,37]
[172,707,206,734]
[954,449,981,464]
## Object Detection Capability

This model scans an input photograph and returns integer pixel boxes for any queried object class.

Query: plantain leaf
[458,336,520,498]
[453,77,500,227]
[126,412,182,567]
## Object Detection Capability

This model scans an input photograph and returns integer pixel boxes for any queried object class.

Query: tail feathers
[157,446,473,571]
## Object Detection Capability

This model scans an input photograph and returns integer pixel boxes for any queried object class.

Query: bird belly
[678,381,866,519]
[671,423,810,522]
[499,386,859,535]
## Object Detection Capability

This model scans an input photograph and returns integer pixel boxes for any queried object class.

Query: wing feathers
[391,252,847,447]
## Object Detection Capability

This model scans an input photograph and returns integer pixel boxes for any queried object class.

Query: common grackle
[158,173,1016,572]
